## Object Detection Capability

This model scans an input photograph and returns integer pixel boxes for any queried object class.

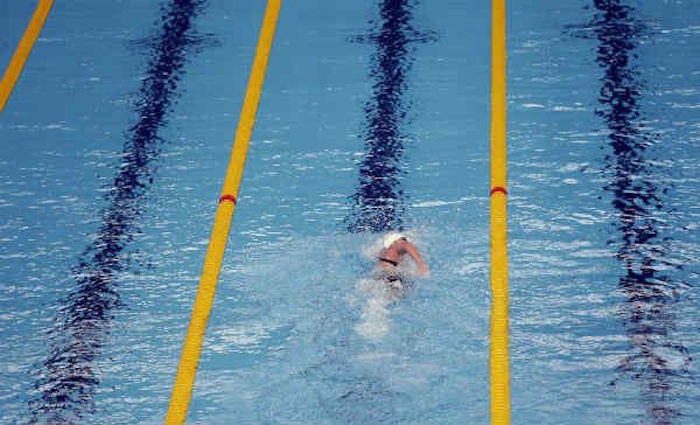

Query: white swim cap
[383,232,407,249]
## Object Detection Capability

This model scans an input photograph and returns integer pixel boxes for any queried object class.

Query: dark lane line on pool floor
[576,1,692,423]
[345,0,436,233]
[28,1,206,422]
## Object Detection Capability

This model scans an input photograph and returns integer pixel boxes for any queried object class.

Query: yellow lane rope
[0,0,54,113]
[165,1,281,423]
[489,0,510,424]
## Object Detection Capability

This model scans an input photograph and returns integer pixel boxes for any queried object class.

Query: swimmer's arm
[403,241,429,276]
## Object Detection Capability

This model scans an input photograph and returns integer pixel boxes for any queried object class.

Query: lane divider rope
[165,1,281,423]
[489,0,510,424]
[0,0,54,113]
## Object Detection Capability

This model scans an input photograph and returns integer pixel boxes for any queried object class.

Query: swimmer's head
[383,231,407,249]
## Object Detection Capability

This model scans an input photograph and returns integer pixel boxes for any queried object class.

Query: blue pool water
[1,0,698,423]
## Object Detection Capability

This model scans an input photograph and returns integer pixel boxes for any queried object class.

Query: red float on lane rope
[219,194,237,205]
[490,186,508,196]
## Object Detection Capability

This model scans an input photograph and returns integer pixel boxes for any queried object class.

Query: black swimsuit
[378,257,403,286]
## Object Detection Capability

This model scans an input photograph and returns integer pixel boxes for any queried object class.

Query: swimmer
[376,232,429,287]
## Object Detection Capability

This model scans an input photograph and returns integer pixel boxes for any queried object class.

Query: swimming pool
[0,0,698,423]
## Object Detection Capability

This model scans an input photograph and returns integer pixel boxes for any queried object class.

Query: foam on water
[354,277,394,339]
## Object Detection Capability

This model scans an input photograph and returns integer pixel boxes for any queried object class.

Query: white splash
[354,277,395,339]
